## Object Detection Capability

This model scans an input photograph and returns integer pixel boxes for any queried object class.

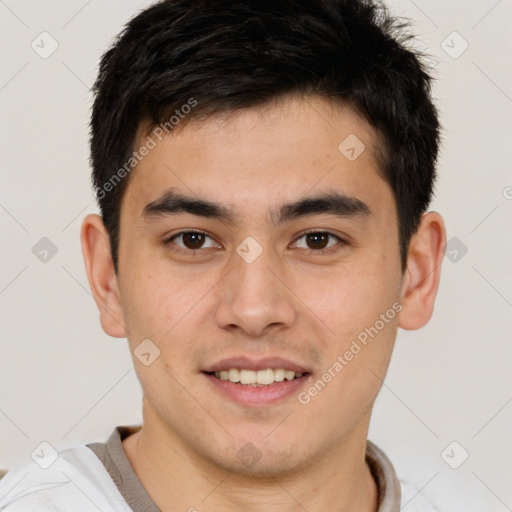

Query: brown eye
[293,231,344,253]
[168,231,219,252]
[181,232,206,249]
[305,232,329,250]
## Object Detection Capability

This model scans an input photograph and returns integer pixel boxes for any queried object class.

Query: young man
[0,0,446,510]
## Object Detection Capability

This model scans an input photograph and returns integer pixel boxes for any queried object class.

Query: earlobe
[397,211,446,330]
[80,214,127,338]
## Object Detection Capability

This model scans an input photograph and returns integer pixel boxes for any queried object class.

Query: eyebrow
[141,187,372,226]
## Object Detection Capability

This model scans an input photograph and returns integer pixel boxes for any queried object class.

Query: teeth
[212,368,304,386]
[284,370,295,381]
[274,369,285,382]
[228,368,240,382]
[240,369,256,384]
[256,369,274,385]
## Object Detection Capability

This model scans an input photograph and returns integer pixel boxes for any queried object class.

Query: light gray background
[1,1,511,510]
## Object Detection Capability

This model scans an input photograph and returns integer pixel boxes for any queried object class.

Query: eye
[292,231,344,253]
[166,230,220,253]
[165,230,345,256]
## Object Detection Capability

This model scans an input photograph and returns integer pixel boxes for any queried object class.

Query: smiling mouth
[205,368,309,386]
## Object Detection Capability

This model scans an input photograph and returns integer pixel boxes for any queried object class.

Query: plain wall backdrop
[1,1,511,510]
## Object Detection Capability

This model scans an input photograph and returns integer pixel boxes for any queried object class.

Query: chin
[203,434,312,478]
[220,452,305,478]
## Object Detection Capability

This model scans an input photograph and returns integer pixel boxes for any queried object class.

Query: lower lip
[203,373,310,406]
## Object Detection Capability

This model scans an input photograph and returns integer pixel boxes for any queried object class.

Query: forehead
[123,94,390,219]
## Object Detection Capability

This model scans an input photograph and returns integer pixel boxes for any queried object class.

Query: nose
[214,243,297,337]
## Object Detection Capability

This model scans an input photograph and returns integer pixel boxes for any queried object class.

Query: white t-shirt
[0,426,438,511]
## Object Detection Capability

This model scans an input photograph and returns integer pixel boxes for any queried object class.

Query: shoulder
[400,479,441,511]
[397,465,475,512]
[0,445,131,511]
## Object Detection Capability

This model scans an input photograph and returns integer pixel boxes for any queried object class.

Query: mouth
[201,357,312,405]
[205,368,307,386]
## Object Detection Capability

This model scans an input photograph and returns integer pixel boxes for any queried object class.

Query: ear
[80,214,127,338]
[398,211,446,330]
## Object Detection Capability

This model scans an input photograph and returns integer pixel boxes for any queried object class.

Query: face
[115,95,404,475]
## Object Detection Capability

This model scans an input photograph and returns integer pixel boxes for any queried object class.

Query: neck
[122,403,378,512]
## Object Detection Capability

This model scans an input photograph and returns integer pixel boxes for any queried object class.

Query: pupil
[307,232,328,249]
[183,232,204,249]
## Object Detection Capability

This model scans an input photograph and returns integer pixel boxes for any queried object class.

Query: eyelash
[164,229,345,256]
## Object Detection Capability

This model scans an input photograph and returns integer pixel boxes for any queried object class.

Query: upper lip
[203,356,311,374]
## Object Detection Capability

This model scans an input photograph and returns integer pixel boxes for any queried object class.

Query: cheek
[293,255,400,389]
[295,260,398,336]
[122,271,175,335]
[120,243,203,332]
[120,261,217,370]
[303,316,397,436]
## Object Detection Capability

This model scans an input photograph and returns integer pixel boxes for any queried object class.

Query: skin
[81,94,446,512]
